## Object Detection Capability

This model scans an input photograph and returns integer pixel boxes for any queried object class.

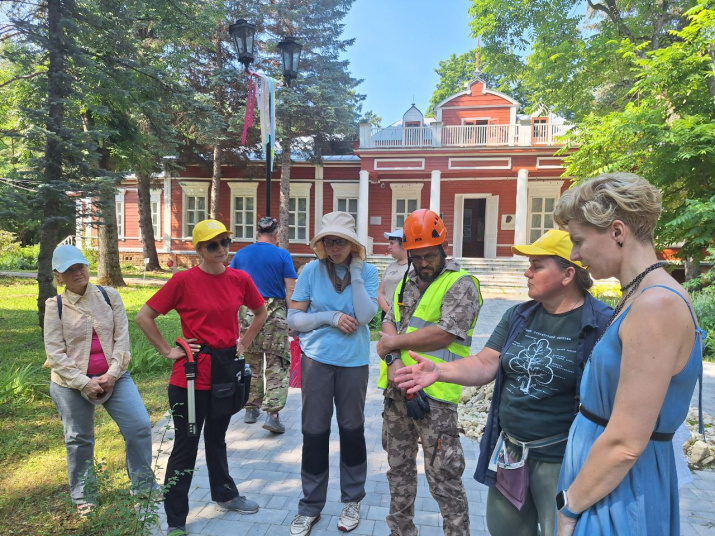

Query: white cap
[384,229,404,240]
[52,245,89,273]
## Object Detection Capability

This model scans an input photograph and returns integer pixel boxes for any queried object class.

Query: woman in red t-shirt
[136,219,267,536]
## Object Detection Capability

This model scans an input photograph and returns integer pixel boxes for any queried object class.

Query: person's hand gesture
[81,378,105,400]
[334,313,359,334]
[557,512,578,536]
[395,351,440,395]
[349,257,364,279]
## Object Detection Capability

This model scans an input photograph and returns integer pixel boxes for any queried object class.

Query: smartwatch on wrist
[383,353,397,366]
[555,489,580,519]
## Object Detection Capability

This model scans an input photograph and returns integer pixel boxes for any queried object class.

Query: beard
[416,258,446,284]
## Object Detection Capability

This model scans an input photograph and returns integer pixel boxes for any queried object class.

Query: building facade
[99,75,574,265]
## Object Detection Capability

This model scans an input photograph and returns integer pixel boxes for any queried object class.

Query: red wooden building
[91,74,574,266]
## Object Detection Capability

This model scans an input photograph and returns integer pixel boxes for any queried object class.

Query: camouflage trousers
[240,298,289,413]
[382,386,469,536]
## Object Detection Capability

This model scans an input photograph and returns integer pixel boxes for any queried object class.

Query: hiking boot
[244,407,260,424]
[289,514,321,536]
[263,412,285,434]
[337,502,360,532]
[167,527,188,536]
[216,494,259,514]
[76,502,96,518]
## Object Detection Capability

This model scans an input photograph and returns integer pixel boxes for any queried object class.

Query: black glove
[405,390,431,420]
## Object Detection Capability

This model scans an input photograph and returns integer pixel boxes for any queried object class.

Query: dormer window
[532,117,548,143]
[404,121,421,128]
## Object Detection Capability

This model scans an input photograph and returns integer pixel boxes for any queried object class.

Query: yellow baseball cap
[511,229,586,269]
[192,219,233,245]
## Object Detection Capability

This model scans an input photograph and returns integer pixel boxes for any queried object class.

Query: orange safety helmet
[402,209,447,250]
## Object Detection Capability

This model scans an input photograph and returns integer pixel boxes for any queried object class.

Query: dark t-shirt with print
[486,304,582,461]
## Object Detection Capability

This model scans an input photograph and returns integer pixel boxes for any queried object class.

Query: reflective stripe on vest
[378,269,481,404]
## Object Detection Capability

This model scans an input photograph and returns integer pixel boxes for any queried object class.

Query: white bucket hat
[310,211,367,260]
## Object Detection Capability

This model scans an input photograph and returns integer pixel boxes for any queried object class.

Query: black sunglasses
[323,237,349,247]
[204,237,232,252]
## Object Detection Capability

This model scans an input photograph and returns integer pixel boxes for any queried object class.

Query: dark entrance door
[462,198,486,257]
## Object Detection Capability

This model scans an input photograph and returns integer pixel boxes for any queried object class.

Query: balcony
[359,122,573,149]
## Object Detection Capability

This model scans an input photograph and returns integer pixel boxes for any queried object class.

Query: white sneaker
[289,514,321,536]
[337,502,360,532]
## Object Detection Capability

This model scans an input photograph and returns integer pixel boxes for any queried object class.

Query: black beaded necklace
[588,261,666,362]
[607,261,667,330]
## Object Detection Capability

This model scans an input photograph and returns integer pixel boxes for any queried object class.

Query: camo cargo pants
[239,298,289,413]
[382,386,469,536]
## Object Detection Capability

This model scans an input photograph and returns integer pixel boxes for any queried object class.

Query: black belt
[579,406,674,442]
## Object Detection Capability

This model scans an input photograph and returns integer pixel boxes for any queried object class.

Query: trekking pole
[176,338,198,437]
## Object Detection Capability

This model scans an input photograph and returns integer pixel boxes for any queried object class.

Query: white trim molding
[374,158,425,171]
[228,182,259,243]
[179,180,210,239]
[448,157,512,170]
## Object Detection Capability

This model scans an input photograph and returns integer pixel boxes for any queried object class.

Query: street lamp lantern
[277,37,303,86]
[229,19,256,71]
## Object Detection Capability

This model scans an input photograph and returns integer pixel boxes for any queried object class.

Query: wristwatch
[383,353,397,366]
[555,489,581,519]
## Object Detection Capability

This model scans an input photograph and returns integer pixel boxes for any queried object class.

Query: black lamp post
[229,19,303,217]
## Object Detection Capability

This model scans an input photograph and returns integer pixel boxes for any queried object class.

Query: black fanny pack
[202,345,252,418]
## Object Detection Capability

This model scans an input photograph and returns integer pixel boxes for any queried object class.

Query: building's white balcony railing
[359,122,573,149]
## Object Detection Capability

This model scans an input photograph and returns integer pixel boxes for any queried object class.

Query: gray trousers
[486,452,562,536]
[50,372,155,504]
[298,355,368,516]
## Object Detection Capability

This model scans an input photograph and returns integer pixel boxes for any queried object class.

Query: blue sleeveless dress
[558,286,704,535]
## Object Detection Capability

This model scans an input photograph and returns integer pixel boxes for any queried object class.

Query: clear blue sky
[342,0,476,126]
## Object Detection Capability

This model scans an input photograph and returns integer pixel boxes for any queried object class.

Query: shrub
[0,363,45,403]
[0,231,40,270]
[692,289,715,359]
[129,338,173,374]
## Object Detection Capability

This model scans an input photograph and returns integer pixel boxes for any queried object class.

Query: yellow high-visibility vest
[378,269,481,404]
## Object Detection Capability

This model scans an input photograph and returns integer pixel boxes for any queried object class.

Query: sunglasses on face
[409,252,440,264]
[323,237,349,248]
[203,237,232,252]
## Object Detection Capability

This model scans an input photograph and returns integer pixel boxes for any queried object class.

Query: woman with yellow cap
[396,229,612,536]
[136,219,267,536]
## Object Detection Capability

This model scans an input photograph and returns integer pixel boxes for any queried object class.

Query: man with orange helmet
[376,209,482,536]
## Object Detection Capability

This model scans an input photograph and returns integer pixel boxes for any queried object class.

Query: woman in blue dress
[552,172,704,536]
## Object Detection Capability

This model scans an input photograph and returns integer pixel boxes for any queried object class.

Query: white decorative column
[514,169,529,249]
[358,170,369,249]
[163,175,172,252]
[430,170,441,215]
[314,165,324,236]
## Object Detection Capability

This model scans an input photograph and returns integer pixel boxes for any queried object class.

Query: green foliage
[370,310,383,341]
[0,231,39,270]
[692,290,715,359]
[129,336,176,375]
[0,364,44,404]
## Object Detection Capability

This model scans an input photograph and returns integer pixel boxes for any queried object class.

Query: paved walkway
[146,296,715,535]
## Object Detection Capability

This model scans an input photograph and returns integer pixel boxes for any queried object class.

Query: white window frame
[228,182,259,242]
[150,188,162,239]
[331,182,359,222]
[115,188,125,240]
[527,181,563,244]
[179,181,210,239]
[289,183,312,244]
[390,183,423,230]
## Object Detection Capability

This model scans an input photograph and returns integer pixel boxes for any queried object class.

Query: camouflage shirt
[384,259,481,341]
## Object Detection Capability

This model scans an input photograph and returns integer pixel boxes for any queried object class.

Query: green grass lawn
[0,276,180,535]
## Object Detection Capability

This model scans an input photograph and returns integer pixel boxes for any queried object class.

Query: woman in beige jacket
[44,245,155,516]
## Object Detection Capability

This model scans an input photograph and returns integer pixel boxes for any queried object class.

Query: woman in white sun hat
[287,211,379,536]
[44,244,156,517]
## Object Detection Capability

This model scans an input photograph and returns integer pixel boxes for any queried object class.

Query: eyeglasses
[322,237,349,248]
[203,237,232,252]
[409,252,440,264]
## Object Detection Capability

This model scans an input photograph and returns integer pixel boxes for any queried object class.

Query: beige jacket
[43,282,131,390]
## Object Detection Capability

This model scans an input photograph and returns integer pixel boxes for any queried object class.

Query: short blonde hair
[553,172,662,243]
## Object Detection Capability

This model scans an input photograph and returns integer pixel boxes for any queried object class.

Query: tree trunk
[137,171,160,271]
[279,140,292,249]
[96,150,125,287]
[684,257,701,281]
[37,0,65,327]
[210,142,221,219]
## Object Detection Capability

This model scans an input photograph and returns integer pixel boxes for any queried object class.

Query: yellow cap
[511,229,586,269]
[192,219,233,245]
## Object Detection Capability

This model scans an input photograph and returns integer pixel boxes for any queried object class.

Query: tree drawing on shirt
[508,338,555,394]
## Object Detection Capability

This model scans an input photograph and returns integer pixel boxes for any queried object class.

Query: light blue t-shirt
[292,259,379,367]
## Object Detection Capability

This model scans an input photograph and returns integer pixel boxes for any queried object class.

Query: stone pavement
[148,295,715,536]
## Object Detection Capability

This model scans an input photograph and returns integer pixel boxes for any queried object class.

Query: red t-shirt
[147,266,264,389]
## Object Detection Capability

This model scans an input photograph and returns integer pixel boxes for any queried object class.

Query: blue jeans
[50,372,155,504]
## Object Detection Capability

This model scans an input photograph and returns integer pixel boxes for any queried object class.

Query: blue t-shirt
[292,259,379,367]
[229,242,298,299]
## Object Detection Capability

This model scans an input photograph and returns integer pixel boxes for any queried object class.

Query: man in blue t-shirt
[229,217,298,434]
